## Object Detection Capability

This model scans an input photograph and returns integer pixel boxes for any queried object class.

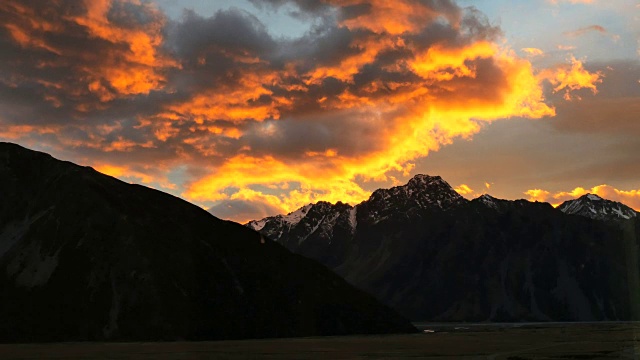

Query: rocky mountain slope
[249,175,640,322]
[0,142,416,343]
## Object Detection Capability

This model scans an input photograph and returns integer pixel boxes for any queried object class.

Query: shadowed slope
[0,142,416,342]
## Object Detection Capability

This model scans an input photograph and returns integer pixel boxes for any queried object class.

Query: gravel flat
[2,322,640,359]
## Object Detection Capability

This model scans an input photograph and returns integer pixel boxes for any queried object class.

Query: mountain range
[248,174,640,322]
[0,142,415,342]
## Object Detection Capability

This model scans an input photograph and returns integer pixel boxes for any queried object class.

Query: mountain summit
[246,174,466,268]
[359,174,467,224]
[0,142,415,342]
[559,193,637,221]
[248,174,466,236]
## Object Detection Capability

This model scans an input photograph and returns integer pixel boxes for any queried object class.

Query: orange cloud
[178,4,602,217]
[93,163,178,191]
[524,189,552,203]
[434,182,490,201]
[0,0,177,105]
[305,149,339,158]
[0,124,58,140]
[336,0,458,35]
[522,48,545,57]
[557,45,577,51]
[94,163,156,184]
[163,73,285,125]
[102,138,155,152]
[69,0,179,96]
[185,154,373,210]
[454,184,474,196]
[539,56,602,100]
[410,42,496,81]
[525,185,640,210]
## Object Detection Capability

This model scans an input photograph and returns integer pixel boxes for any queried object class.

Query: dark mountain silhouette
[0,142,416,343]
[249,175,640,322]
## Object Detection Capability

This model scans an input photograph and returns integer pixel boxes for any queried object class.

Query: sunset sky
[1,0,638,223]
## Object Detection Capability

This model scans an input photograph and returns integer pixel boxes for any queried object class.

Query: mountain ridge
[247,174,470,241]
[0,142,416,342]
[247,174,640,322]
[249,175,639,236]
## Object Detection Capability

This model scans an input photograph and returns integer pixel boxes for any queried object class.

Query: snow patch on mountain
[348,207,357,231]
[282,204,313,225]
[247,218,267,231]
[0,209,51,259]
[246,204,314,232]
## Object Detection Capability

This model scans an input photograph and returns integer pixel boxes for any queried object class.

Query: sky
[0,0,638,223]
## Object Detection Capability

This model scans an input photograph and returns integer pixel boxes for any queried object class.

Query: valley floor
[2,322,640,359]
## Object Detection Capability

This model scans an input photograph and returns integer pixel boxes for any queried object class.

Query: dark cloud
[0,0,176,127]
[340,3,373,21]
[284,25,361,70]
[168,9,277,61]
[564,25,607,37]
[239,107,394,159]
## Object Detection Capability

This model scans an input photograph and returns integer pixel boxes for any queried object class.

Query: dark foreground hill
[0,142,415,343]
[249,175,640,322]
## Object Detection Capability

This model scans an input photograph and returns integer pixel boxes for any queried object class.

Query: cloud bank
[0,0,603,222]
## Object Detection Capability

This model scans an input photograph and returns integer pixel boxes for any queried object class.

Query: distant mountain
[0,142,415,343]
[247,175,465,269]
[248,175,640,322]
[246,175,467,268]
[248,201,355,269]
[559,193,638,221]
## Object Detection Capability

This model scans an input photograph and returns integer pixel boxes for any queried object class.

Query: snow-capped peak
[471,193,519,213]
[407,174,445,187]
[357,174,467,225]
[477,194,497,207]
[367,174,461,204]
[559,194,637,221]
